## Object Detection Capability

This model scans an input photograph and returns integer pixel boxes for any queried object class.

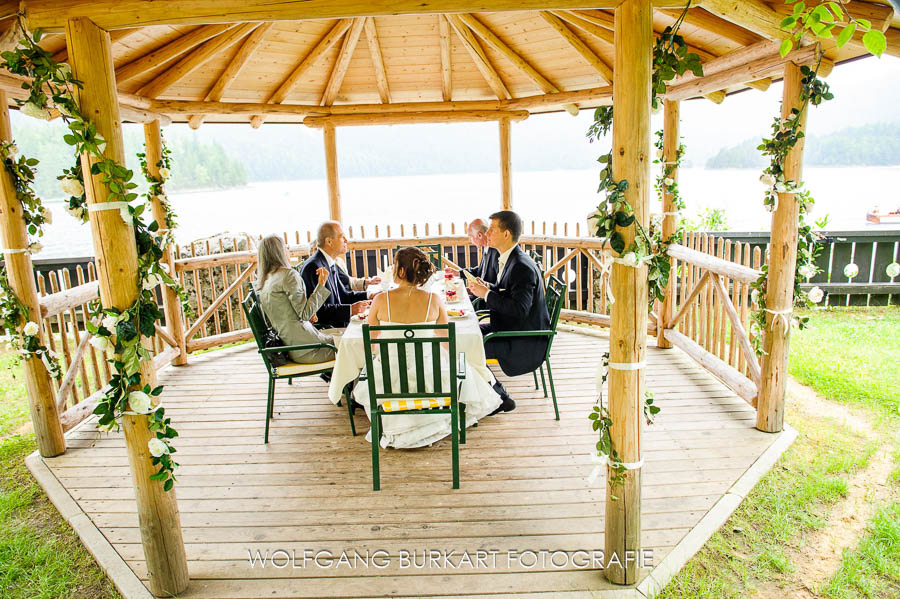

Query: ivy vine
[2,22,189,490]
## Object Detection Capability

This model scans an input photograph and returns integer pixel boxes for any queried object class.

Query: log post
[605,0,650,585]
[143,120,187,365]
[65,18,189,596]
[0,91,66,457]
[323,122,341,221]
[499,116,512,209]
[757,61,806,433]
[656,99,679,348]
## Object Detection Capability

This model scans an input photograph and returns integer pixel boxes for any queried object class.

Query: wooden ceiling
[3,1,898,126]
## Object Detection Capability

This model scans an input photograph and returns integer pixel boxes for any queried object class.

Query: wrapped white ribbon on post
[587,453,644,486]
[765,308,792,336]
[87,201,131,224]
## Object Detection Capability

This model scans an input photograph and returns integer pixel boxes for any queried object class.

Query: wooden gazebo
[1,1,897,597]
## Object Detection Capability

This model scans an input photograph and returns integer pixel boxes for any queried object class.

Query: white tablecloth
[326,281,492,404]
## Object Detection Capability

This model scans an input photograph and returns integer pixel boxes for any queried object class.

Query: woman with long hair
[255,234,335,364]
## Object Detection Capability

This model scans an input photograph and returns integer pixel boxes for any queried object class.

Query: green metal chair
[396,243,443,268]
[361,322,466,490]
[242,290,356,443]
[482,275,565,420]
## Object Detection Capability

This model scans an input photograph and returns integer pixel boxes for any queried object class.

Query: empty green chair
[395,243,443,268]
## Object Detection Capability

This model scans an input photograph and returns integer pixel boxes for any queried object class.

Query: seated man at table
[467,210,550,415]
[300,221,371,329]
[462,218,499,284]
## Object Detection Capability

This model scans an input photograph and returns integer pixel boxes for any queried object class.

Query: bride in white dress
[353,247,502,448]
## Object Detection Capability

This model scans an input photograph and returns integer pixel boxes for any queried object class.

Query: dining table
[326,277,493,405]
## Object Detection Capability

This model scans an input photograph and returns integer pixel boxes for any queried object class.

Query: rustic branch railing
[662,232,763,405]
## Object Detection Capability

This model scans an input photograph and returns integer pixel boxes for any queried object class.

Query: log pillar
[143,120,187,365]
[0,91,66,457]
[65,18,189,597]
[757,61,806,433]
[605,0,651,586]
[499,116,512,209]
[323,122,342,221]
[656,99,679,349]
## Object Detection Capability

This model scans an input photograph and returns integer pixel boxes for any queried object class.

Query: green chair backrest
[528,249,544,273]
[361,323,458,408]
[396,244,443,268]
[242,290,276,372]
[544,275,565,353]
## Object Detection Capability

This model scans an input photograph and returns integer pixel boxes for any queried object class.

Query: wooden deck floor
[36,328,789,598]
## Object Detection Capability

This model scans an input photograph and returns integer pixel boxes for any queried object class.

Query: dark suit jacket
[481,246,551,377]
[299,249,367,328]
[464,247,500,285]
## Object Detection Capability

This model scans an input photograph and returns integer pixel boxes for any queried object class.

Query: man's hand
[310,314,318,324]
[367,289,383,300]
[351,300,370,316]
[467,277,489,299]
[316,266,329,286]
[367,276,381,286]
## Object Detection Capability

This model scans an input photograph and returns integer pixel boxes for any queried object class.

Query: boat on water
[866,206,900,224]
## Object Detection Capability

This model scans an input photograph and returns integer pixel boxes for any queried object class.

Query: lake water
[35,166,900,259]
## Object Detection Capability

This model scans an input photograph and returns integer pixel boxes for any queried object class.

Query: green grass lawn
[789,306,900,419]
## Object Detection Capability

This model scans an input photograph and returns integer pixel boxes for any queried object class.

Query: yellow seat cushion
[382,397,451,412]
[274,360,336,377]
[485,358,499,365]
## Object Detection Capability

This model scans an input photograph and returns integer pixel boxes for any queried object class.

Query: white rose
[751,288,760,304]
[655,148,664,160]
[21,101,51,120]
[60,177,84,197]
[143,273,162,290]
[8,143,18,156]
[41,206,53,224]
[774,182,788,193]
[5,342,13,351]
[620,252,639,268]
[159,262,170,274]
[23,321,40,336]
[57,63,72,77]
[27,241,42,254]
[158,167,170,179]
[89,336,108,352]
[128,390,152,414]
[101,315,118,331]
[759,173,776,187]
[664,177,675,187]
[807,286,824,303]
[797,264,816,278]
[651,214,663,228]
[887,262,900,278]
[749,321,761,336]
[148,437,169,458]
[843,263,859,278]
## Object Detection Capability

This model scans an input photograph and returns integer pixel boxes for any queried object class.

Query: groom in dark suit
[300,221,371,328]
[468,210,551,414]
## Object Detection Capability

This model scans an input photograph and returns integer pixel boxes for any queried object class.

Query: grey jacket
[257,268,333,363]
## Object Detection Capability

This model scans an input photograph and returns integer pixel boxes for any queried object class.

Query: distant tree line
[707,122,900,169]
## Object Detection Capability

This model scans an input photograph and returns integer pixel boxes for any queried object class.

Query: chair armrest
[475,310,491,317]
[457,352,467,380]
[483,330,557,343]
[260,342,336,355]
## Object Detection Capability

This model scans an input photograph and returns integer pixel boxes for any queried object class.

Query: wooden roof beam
[115,24,235,84]
[659,7,763,46]
[363,17,391,104]
[439,15,452,101]
[250,19,351,127]
[137,23,259,99]
[51,28,144,64]
[539,11,613,84]
[702,0,790,42]
[302,110,529,128]
[23,0,695,31]
[321,17,366,106]
[188,22,274,129]
[445,14,510,101]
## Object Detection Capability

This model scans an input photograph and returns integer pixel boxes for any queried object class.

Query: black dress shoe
[489,382,516,415]
[320,372,332,383]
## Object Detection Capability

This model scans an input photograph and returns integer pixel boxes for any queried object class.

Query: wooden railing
[660,231,764,405]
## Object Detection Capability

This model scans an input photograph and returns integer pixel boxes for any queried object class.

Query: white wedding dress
[353,292,502,449]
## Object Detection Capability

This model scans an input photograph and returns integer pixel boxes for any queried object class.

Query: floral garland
[749,0,886,353]
[0,140,62,378]
[137,139,177,232]
[2,23,187,490]
[585,4,698,491]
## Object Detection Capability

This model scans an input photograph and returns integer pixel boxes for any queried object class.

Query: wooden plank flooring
[42,330,780,598]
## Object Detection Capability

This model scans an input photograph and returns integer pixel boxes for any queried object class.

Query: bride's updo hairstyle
[394,247,435,286]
